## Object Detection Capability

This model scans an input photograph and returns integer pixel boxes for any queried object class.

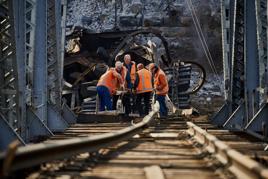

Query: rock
[119,15,142,27]
[160,27,191,37]
[129,0,143,14]
[143,16,163,27]
[81,16,92,26]
[179,16,192,27]
[168,3,184,17]
[162,16,181,27]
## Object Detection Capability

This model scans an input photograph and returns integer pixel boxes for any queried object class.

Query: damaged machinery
[63,27,206,113]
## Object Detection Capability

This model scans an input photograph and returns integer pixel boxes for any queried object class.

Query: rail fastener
[187,122,268,179]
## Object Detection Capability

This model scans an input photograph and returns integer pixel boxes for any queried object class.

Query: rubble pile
[66,0,224,113]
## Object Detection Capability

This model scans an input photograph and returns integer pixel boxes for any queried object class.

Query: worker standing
[97,62,123,111]
[123,54,136,117]
[149,63,169,117]
[134,63,153,117]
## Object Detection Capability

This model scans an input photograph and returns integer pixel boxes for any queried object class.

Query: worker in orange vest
[134,63,153,117]
[149,63,169,117]
[97,61,124,111]
[112,64,128,110]
[122,54,137,116]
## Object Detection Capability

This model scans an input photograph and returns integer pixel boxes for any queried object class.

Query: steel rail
[0,102,159,175]
[186,122,268,179]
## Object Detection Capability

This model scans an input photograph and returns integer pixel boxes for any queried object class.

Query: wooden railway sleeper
[186,122,268,179]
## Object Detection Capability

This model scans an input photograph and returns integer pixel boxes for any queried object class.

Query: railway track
[1,103,268,178]
[21,118,268,179]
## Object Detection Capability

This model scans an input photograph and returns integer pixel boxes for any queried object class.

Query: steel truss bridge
[1,0,268,177]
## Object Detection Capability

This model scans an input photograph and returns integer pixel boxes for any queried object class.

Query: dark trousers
[113,93,133,115]
[136,92,151,116]
[112,95,119,110]
[156,94,168,117]
[97,86,112,111]
[123,93,132,115]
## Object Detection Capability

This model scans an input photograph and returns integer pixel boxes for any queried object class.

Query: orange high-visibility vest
[97,68,123,95]
[120,66,127,88]
[136,69,153,94]
[154,69,169,95]
[130,61,136,84]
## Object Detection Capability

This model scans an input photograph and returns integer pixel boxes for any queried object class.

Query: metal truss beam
[27,109,54,140]
[0,0,26,145]
[256,0,268,105]
[211,101,232,126]
[223,102,245,128]
[246,103,268,139]
[32,0,47,124]
[213,0,268,139]
[230,0,245,111]
[0,114,25,151]
[47,0,62,107]
[211,0,242,126]
[0,0,76,150]
[244,0,259,122]
[221,0,231,101]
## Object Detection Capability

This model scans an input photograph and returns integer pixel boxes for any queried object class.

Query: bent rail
[0,102,160,175]
[186,122,268,179]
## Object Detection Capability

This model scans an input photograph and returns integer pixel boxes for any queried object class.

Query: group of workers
[96,54,169,118]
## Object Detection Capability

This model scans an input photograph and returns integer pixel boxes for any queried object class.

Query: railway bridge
[1,0,268,178]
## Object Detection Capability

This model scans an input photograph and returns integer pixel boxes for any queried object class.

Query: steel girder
[211,0,234,126]
[245,0,268,138]
[256,0,268,106]
[0,0,76,151]
[213,0,268,139]
[0,0,26,150]
[212,0,243,126]
[46,0,75,132]
[221,0,231,101]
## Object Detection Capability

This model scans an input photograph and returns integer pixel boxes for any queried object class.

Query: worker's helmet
[137,63,144,70]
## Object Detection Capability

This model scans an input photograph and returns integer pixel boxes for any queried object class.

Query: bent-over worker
[149,63,169,117]
[97,62,123,111]
[112,63,127,110]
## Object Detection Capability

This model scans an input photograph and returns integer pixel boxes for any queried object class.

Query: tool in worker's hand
[116,90,127,114]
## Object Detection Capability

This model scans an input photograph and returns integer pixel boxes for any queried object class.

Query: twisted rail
[0,102,160,175]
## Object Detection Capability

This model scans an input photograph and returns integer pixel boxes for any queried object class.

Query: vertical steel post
[221,0,231,101]
[256,0,268,105]
[211,0,235,126]
[245,0,268,138]
[244,0,259,122]
[0,0,27,148]
[32,0,47,123]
